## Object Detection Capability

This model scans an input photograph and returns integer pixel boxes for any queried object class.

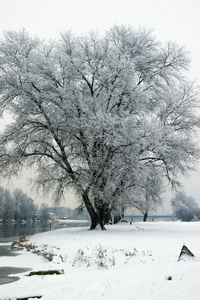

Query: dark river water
[0,221,90,285]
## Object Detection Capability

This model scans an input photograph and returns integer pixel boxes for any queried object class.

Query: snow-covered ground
[0,221,200,300]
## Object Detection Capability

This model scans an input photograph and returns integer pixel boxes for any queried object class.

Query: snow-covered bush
[72,245,115,269]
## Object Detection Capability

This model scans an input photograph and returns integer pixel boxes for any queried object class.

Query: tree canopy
[0,26,199,229]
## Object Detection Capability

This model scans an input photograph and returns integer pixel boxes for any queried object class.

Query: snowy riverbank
[0,222,200,300]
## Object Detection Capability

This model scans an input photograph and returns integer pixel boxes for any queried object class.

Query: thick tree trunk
[90,215,98,230]
[143,212,148,222]
[82,192,106,230]
[114,213,122,224]
[82,192,97,229]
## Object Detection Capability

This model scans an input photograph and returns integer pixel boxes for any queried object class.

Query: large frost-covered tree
[0,26,199,229]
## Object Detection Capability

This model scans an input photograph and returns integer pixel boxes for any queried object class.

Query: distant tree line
[0,186,90,223]
[0,183,164,224]
[0,187,39,223]
[0,184,165,224]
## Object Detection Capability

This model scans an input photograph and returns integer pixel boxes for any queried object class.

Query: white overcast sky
[1,0,200,211]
